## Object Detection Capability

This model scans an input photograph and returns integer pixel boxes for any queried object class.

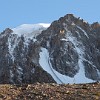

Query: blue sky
[0,0,100,31]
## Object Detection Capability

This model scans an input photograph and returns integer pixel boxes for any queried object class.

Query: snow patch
[38,23,50,28]
[61,38,68,42]
[17,66,23,83]
[76,25,89,38]
[31,68,35,73]
[71,22,75,26]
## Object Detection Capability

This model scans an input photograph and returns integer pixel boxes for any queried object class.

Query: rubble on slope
[0,82,100,100]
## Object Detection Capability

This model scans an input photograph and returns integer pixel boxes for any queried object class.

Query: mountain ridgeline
[0,14,100,84]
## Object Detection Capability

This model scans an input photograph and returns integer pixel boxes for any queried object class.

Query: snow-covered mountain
[0,14,100,84]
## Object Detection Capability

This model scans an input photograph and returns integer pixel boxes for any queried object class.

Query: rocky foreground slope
[0,14,100,84]
[0,83,100,100]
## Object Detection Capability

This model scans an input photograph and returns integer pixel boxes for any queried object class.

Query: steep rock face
[0,15,100,84]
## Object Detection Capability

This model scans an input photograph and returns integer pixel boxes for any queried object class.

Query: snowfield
[12,23,50,38]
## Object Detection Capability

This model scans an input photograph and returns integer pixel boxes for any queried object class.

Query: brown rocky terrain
[0,82,100,100]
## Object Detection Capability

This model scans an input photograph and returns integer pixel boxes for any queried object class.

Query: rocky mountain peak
[0,14,100,84]
[37,14,100,83]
